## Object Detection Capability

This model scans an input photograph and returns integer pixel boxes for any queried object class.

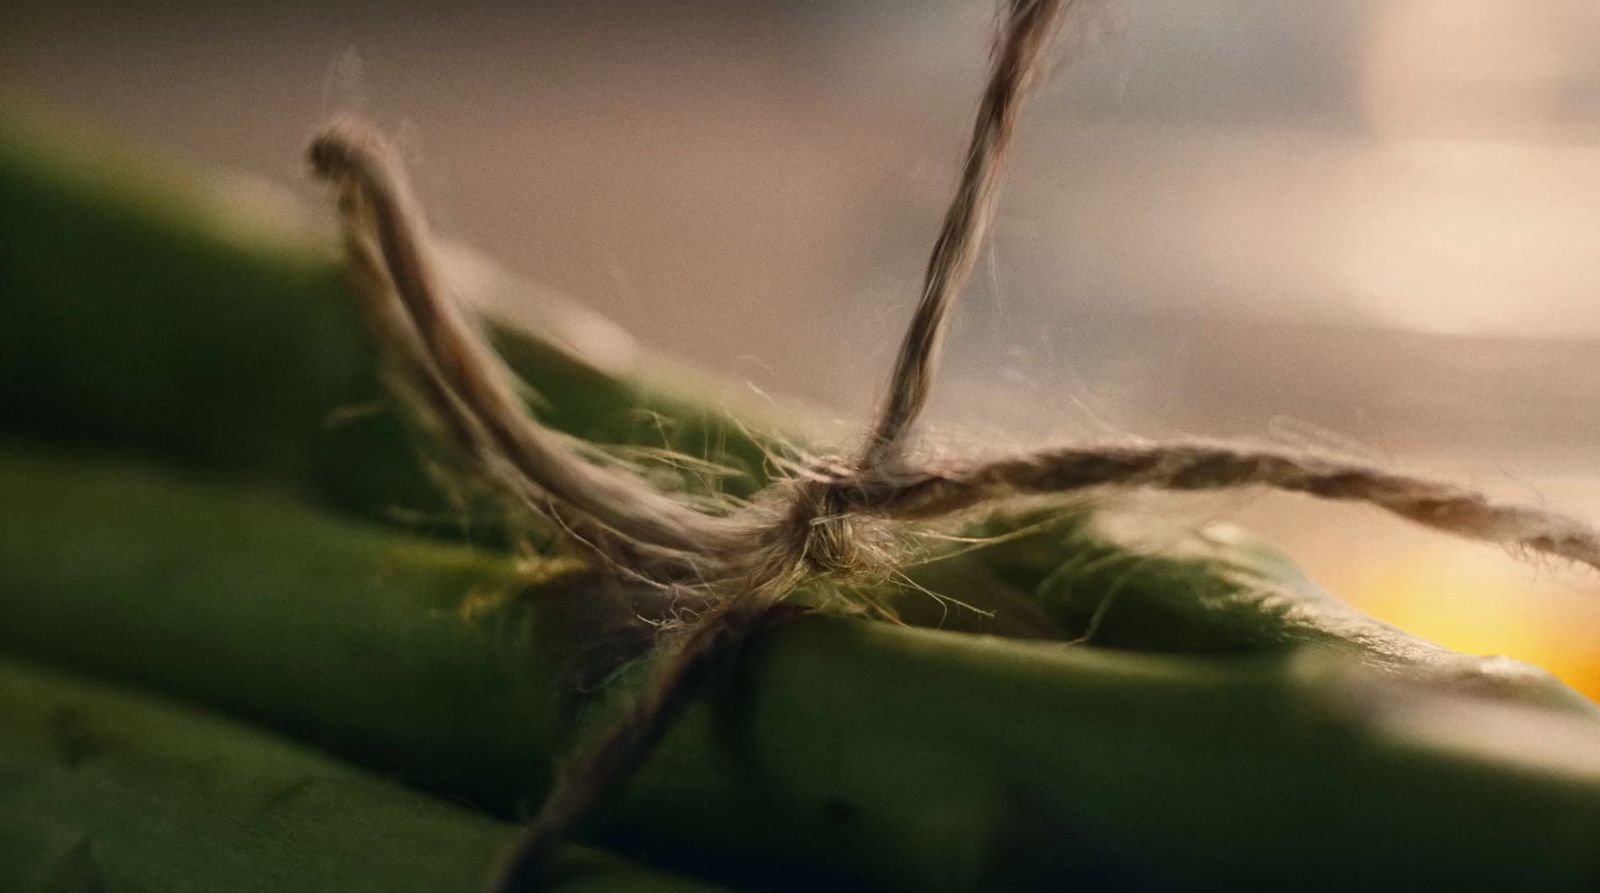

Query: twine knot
[774,465,875,576]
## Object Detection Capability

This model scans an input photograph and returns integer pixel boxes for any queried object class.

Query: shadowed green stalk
[0,656,730,893]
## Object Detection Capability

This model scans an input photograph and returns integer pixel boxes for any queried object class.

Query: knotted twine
[308,1,1600,889]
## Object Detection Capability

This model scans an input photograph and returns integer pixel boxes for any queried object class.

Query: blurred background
[5,0,1600,694]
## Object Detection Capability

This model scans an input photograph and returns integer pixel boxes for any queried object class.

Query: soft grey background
[6,0,1600,687]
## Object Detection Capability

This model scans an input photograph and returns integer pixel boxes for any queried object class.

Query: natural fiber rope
[308,1,1600,888]
[865,0,1067,471]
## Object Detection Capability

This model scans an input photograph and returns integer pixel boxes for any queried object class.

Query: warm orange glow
[1345,549,1600,700]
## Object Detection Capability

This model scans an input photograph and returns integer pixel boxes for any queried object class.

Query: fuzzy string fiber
[308,1,1600,889]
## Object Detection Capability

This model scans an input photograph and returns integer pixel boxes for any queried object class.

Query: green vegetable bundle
[3,104,1600,891]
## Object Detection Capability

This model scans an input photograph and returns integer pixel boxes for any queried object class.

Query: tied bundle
[306,2,1600,889]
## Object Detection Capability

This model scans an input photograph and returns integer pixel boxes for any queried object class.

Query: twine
[308,1,1600,888]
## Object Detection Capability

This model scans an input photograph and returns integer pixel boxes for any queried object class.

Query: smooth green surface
[0,656,727,893]
[3,447,1599,891]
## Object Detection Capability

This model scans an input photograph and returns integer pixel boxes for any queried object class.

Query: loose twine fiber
[309,1,1600,889]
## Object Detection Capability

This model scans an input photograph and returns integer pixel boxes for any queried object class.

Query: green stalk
[3,446,1599,891]
[924,511,1598,711]
[0,105,775,533]
[0,655,729,893]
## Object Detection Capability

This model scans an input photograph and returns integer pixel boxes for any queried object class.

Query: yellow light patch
[1345,549,1600,701]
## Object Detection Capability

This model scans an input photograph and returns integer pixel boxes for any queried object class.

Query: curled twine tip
[307,0,1600,889]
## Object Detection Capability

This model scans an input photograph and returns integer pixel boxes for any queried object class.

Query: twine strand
[864,0,1073,469]
[312,126,736,569]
